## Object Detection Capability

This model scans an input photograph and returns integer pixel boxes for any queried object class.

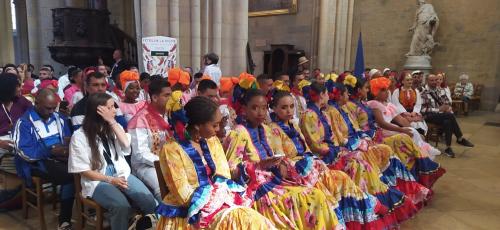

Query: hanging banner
[142,36,177,77]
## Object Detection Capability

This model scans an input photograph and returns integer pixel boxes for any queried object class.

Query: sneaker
[444,148,456,158]
[58,222,72,230]
[457,138,474,147]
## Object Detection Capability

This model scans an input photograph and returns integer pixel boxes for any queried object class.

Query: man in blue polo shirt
[13,89,74,230]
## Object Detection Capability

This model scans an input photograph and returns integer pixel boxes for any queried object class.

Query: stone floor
[1,111,499,229]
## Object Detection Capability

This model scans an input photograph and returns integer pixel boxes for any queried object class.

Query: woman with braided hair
[268,86,389,229]
[156,96,276,229]
[342,77,445,189]
[300,81,419,225]
[225,77,343,229]
[326,76,432,214]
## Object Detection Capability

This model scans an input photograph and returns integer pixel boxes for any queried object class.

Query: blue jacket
[12,108,71,185]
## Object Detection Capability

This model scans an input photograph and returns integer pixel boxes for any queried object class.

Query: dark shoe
[444,148,456,158]
[457,138,474,147]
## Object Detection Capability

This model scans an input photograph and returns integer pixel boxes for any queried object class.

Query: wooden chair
[73,174,107,230]
[154,161,169,198]
[469,83,483,111]
[21,177,58,230]
[425,123,443,147]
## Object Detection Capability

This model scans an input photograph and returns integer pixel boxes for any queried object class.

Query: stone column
[232,0,248,75]
[0,0,15,64]
[317,0,336,72]
[211,0,222,56]
[200,0,209,58]
[64,0,86,8]
[14,0,30,63]
[25,0,41,68]
[169,0,179,66]
[344,0,355,71]
[141,0,157,36]
[190,0,201,71]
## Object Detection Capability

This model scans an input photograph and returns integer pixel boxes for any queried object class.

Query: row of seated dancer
[149,73,446,229]
[11,70,446,229]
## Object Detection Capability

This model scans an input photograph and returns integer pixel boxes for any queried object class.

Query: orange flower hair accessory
[220,77,239,94]
[370,77,391,96]
[238,72,257,89]
[168,68,190,86]
[119,70,140,91]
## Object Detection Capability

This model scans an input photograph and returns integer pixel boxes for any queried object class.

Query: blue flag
[353,32,365,78]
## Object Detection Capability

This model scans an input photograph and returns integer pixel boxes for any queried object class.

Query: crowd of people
[0,51,476,230]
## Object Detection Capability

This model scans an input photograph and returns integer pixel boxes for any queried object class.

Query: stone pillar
[25,0,41,68]
[0,0,15,64]
[141,0,157,36]
[190,0,201,71]
[169,0,179,66]
[220,0,233,75]
[344,0,355,71]
[232,0,248,75]
[14,0,30,63]
[211,0,222,56]
[317,0,336,72]
[64,0,86,8]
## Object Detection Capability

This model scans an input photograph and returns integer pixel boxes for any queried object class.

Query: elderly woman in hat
[453,74,474,115]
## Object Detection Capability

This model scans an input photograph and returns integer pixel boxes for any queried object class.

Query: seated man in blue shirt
[13,89,74,230]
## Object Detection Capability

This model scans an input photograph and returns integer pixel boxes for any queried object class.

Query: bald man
[420,74,474,158]
[13,89,74,229]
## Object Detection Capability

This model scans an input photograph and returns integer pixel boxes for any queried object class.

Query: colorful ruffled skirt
[329,149,419,226]
[362,142,432,209]
[156,206,276,230]
[380,133,446,188]
[288,156,388,229]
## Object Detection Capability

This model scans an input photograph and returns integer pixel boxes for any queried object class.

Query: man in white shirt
[57,66,76,99]
[202,53,222,86]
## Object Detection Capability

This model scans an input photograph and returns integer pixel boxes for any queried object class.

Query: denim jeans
[92,165,157,230]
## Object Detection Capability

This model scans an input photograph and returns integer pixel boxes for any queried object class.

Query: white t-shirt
[58,74,70,99]
[203,64,222,86]
[68,128,131,198]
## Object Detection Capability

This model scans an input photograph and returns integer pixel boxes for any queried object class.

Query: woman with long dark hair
[300,81,419,226]
[326,77,432,215]
[225,82,342,230]
[342,78,445,189]
[156,96,275,229]
[269,89,388,229]
[68,93,157,230]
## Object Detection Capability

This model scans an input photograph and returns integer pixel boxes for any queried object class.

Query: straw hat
[298,56,309,66]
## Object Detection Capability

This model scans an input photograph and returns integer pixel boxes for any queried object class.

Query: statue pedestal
[404,55,432,74]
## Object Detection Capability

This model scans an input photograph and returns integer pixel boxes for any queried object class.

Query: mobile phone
[60,101,69,110]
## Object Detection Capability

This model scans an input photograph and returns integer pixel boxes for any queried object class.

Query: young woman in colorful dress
[343,78,445,189]
[156,96,275,229]
[326,77,432,210]
[299,81,418,225]
[225,86,343,230]
[269,89,388,230]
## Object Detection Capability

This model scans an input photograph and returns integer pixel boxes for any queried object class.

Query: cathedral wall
[351,0,500,109]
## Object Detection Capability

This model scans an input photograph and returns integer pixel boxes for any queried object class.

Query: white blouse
[68,127,131,198]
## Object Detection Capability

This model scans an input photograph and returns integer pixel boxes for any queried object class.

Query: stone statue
[406,0,439,56]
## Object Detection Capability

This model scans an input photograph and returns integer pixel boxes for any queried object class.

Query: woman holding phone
[224,86,343,230]
[269,89,388,229]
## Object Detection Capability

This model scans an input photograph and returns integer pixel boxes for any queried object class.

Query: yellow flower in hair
[239,76,257,90]
[272,80,290,92]
[165,90,183,113]
[325,73,338,82]
[297,79,311,91]
[344,75,357,88]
